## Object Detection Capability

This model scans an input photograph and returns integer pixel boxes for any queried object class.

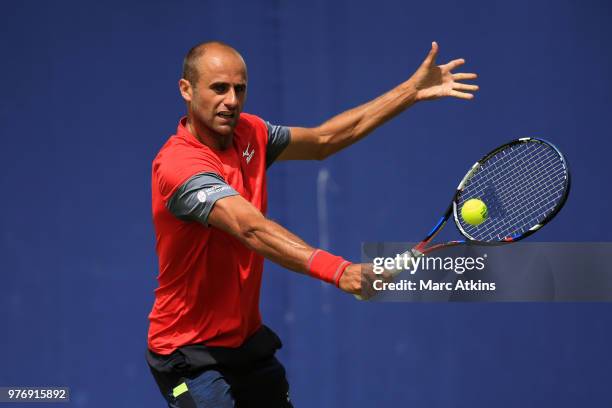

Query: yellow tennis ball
[461,198,488,226]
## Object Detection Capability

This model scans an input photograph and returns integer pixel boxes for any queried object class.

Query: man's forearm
[284,43,478,162]
[315,79,418,158]
[239,216,316,274]
[240,217,362,292]
[209,194,353,287]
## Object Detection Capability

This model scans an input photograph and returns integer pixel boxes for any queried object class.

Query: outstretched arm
[277,42,479,161]
[208,194,363,294]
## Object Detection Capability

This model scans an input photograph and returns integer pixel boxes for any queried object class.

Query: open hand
[412,42,479,101]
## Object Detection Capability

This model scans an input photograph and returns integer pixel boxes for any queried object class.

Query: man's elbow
[313,131,333,161]
[315,146,331,161]
[241,224,259,241]
[236,219,266,248]
[313,123,358,161]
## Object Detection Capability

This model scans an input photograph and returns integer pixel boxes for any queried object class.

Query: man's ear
[179,79,193,102]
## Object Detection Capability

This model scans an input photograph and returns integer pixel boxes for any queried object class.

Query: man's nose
[224,89,238,108]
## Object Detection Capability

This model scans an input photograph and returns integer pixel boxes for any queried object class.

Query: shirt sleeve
[166,172,239,225]
[265,121,291,168]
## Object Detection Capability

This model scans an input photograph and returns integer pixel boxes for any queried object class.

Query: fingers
[443,58,466,71]
[453,72,478,81]
[351,263,398,300]
[424,41,439,66]
[360,264,379,299]
[454,83,479,92]
[450,90,475,100]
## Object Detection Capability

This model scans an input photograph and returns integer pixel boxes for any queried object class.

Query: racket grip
[353,249,421,301]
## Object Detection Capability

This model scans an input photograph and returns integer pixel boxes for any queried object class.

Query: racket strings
[476,145,565,238]
[468,144,566,239]
[457,141,567,241]
[483,153,564,213]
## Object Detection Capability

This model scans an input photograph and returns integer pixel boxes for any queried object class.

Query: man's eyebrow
[209,81,246,87]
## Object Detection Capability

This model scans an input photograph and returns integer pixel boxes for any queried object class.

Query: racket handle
[353,248,421,301]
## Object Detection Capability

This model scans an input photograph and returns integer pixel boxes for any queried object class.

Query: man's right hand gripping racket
[357,137,570,299]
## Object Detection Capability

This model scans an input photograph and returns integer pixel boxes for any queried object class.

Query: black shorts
[146,325,293,407]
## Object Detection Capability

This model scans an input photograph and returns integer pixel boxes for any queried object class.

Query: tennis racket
[358,137,570,298]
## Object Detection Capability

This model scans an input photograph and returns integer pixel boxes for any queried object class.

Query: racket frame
[359,137,571,295]
[415,137,570,256]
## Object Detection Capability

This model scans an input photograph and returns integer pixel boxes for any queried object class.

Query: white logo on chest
[243,143,255,164]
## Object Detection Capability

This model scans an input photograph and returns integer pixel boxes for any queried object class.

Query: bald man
[147,41,478,407]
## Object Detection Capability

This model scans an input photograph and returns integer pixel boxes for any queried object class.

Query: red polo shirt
[148,113,270,354]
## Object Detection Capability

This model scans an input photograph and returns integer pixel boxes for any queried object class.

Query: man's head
[179,42,247,145]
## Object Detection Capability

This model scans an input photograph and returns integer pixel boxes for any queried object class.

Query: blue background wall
[1,1,611,407]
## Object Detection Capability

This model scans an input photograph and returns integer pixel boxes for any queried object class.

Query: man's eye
[213,85,227,93]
